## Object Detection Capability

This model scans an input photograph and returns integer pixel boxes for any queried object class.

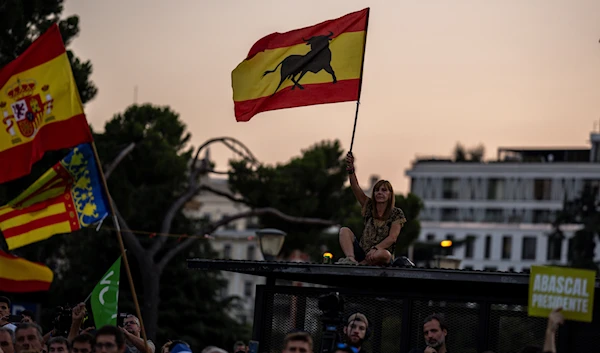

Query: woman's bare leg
[339,227,357,260]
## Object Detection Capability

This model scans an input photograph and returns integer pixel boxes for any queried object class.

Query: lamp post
[256,228,286,261]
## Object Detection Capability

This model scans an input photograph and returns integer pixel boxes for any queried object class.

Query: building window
[442,178,459,199]
[487,178,504,200]
[532,210,552,224]
[246,216,260,229]
[521,236,537,260]
[223,244,232,259]
[484,266,498,271]
[426,233,435,242]
[441,208,459,221]
[547,235,563,261]
[533,179,552,200]
[484,235,492,259]
[501,236,512,260]
[244,281,252,297]
[484,209,504,223]
[464,235,475,259]
[247,245,255,261]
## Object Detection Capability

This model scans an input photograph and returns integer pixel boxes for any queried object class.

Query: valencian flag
[0,250,53,292]
[0,23,93,184]
[0,143,109,250]
[232,8,369,122]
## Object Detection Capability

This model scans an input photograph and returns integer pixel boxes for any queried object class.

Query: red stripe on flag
[234,79,360,122]
[0,277,51,292]
[0,114,92,184]
[0,197,66,223]
[0,24,65,88]
[246,8,368,60]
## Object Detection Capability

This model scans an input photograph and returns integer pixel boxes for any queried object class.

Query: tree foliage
[228,140,356,259]
[0,0,98,104]
[550,184,600,270]
[453,143,485,162]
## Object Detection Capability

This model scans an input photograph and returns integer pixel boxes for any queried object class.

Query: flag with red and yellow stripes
[0,250,53,292]
[232,8,369,122]
[0,143,110,250]
[0,23,93,184]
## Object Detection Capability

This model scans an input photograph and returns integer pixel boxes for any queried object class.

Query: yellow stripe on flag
[1,203,67,229]
[5,221,73,250]
[232,31,365,102]
[0,255,54,282]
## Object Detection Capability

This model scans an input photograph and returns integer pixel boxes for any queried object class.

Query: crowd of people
[0,297,248,353]
[278,309,564,353]
[0,289,569,353]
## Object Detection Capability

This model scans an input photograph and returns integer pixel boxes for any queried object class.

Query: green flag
[90,256,121,328]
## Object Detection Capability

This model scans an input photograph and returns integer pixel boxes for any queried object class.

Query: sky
[63,0,600,194]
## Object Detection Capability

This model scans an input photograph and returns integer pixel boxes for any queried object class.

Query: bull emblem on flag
[262,31,338,96]
[1,78,54,141]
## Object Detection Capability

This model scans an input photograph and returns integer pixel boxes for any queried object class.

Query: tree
[550,185,600,270]
[93,105,336,341]
[452,143,485,162]
[0,1,98,104]
[228,140,424,260]
[453,143,467,162]
[1,104,336,349]
[228,140,356,259]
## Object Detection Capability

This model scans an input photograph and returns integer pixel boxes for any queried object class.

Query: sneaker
[335,257,359,265]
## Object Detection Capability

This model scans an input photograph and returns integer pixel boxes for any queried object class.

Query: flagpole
[349,7,370,153]
[89,142,150,351]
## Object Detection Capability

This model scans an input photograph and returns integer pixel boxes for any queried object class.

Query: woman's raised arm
[346,152,368,207]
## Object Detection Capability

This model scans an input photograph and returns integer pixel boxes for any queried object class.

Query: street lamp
[256,228,286,261]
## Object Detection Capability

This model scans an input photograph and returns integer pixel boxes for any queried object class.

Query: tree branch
[199,185,251,206]
[150,181,202,256]
[104,143,136,179]
[103,143,147,263]
[112,203,147,259]
[157,208,338,270]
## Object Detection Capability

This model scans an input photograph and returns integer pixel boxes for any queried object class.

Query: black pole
[349,8,370,153]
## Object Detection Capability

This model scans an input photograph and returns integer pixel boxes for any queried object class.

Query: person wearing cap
[169,343,192,353]
[343,313,369,353]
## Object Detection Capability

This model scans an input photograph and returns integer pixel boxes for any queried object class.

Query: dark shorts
[353,237,393,264]
[353,238,367,262]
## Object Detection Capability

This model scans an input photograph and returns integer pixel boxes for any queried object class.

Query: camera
[117,313,129,327]
[52,305,73,337]
[317,292,345,353]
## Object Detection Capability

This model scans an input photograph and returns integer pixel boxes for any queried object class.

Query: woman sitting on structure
[336,152,407,266]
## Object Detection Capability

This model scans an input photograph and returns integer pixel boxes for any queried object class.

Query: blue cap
[170,343,192,353]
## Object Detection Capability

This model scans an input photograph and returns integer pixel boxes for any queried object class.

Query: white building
[183,175,265,324]
[405,132,600,271]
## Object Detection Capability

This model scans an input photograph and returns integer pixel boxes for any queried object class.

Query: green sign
[91,256,121,327]
[528,265,596,322]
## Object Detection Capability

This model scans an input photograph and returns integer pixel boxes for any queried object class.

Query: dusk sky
[63,0,600,194]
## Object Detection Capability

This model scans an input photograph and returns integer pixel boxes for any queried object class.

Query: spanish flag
[232,8,369,122]
[0,250,53,292]
[0,23,93,184]
[0,144,110,250]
